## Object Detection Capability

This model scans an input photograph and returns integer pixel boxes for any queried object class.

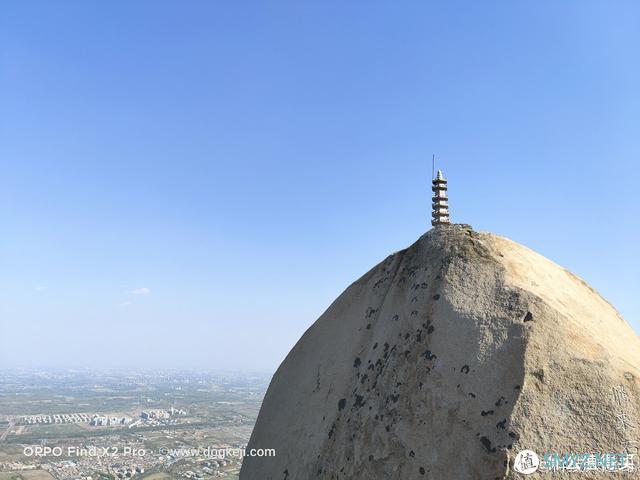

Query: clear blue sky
[1,1,638,372]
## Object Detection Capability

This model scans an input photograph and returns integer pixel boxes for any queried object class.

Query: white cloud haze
[131,287,151,296]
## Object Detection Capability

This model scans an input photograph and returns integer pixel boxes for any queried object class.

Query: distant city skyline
[1,1,639,371]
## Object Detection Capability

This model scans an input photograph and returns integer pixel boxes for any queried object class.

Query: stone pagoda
[431,169,450,226]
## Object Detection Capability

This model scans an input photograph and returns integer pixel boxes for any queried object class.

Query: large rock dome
[240,225,640,479]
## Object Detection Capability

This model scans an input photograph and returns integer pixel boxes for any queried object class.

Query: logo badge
[514,450,540,474]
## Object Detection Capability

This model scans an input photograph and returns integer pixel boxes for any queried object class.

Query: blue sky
[1,1,638,372]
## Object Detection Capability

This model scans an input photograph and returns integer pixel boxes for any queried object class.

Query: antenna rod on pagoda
[432,154,435,180]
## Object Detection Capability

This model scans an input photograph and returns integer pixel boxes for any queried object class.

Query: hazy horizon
[1,1,639,371]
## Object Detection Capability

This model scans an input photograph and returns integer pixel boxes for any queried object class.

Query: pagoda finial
[431,169,450,226]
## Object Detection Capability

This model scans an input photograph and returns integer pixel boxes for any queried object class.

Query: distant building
[431,169,450,226]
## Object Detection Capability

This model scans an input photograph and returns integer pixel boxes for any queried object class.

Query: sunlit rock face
[240,225,640,480]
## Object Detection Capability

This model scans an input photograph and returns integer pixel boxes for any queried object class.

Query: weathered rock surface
[240,225,640,479]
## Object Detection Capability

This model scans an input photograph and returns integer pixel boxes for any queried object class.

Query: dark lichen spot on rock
[495,396,506,407]
[411,310,418,316]
[468,392,476,398]
[419,467,425,475]
[409,450,415,457]
[328,422,336,438]
[366,323,372,330]
[422,349,436,361]
[433,294,440,300]
[391,394,400,403]
[368,454,373,461]
[354,358,361,368]
[481,410,494,416]
[496,419,506,429]
[480,436,496,453]
[532,369,544,382]
[354,394,365,408]
[508,431,519,439]
[461,365,470,374]
[373,342,378,350]
[514,385,521,390]
[392,314,399,321]
[427,325,435,335]
[524,311,534,322]
[283,468,288,480]
[421,283,428,289]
